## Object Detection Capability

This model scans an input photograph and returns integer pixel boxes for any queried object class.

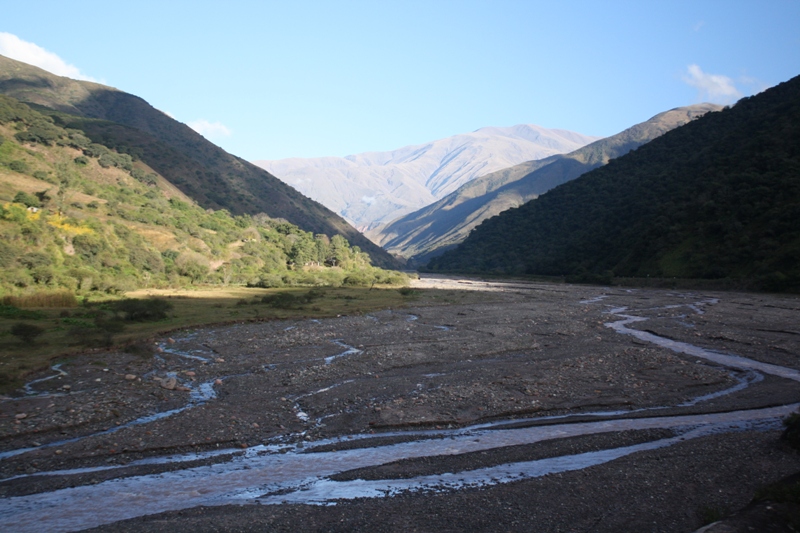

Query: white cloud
[362,196,376,205]
[683,64,742,103]
[188,119,232,138]
[0,32,97,81]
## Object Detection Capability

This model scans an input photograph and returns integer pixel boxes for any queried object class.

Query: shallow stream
[1,290,798,532]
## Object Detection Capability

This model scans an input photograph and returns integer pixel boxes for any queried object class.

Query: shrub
[8,160,29,174]
[108,298,173,321]
[343,271,373,287]
[13,191,40,208]
[19,251,52,268]
[260,292,298,309]
[0,241,17,268]
[10,322,45,343]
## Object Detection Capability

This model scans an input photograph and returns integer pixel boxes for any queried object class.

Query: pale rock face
[253,125,600,231]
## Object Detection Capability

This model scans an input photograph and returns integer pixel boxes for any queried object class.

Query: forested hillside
[427,75,800,292]
[374,104,719,264]
[0,54,397,268]
[0,95,405,294]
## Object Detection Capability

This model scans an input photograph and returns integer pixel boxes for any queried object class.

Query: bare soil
[1,276,799,532]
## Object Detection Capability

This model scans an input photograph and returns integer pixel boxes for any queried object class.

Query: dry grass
[2,290,79,308]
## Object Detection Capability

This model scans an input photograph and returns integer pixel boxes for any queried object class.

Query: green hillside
[427,75,800,292]
[373,104,719,264]
[0,54,398,268]
[0,94,405,295]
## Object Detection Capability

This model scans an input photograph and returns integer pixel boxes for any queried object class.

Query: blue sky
[3,1,799,161]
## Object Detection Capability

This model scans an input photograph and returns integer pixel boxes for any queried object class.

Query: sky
[2,1,799,161]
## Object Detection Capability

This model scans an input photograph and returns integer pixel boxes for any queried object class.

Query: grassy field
[0,285,426,395]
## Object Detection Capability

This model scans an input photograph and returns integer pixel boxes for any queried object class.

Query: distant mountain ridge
[0,54,398,268]
[254,125,600,231]
[372,104,722,263]
[427,74,800,291]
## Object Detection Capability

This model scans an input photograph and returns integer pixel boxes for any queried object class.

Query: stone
[125,374,137,381]
[160,377,177,390]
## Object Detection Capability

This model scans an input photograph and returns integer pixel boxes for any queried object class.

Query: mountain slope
[0,54,397,268]
[254,125,599,230]
[374,104,721,263]
[426,75,800,291]
[0,94,404,293]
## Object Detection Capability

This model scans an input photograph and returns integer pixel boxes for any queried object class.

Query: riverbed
[1,276,799,532]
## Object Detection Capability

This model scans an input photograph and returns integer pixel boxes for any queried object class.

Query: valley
[1,276,798,532]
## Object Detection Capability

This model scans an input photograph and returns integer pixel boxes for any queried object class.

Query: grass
[0,285,418,395]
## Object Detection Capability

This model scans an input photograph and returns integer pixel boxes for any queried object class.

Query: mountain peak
[254,126,600,231]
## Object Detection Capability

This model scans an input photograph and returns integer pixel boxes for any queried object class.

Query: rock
[215,358,225,363]
[15,413,27,420]
[185,371,196,377]
[124,374,137,381]
[175,386,191,392]
[160,377,177,390]
[167,338,176,344]
[62,385,71,390]
[215,379,223,385]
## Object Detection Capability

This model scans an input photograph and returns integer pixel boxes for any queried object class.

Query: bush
[13,191,40,208]
[10,322,45,343]
[343,271,374,287]
[260,292,298,309]
[8,160,29,174]
[108,298,173,321]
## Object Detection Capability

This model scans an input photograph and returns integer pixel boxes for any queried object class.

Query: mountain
[0,93,405,293]
[426,75,800,291]
[0,54,397,268]
[373,104,721,263]
[253,125,599,231]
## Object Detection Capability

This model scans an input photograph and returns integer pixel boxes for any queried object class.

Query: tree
[329,235,351,266]
[13,191,40,208]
